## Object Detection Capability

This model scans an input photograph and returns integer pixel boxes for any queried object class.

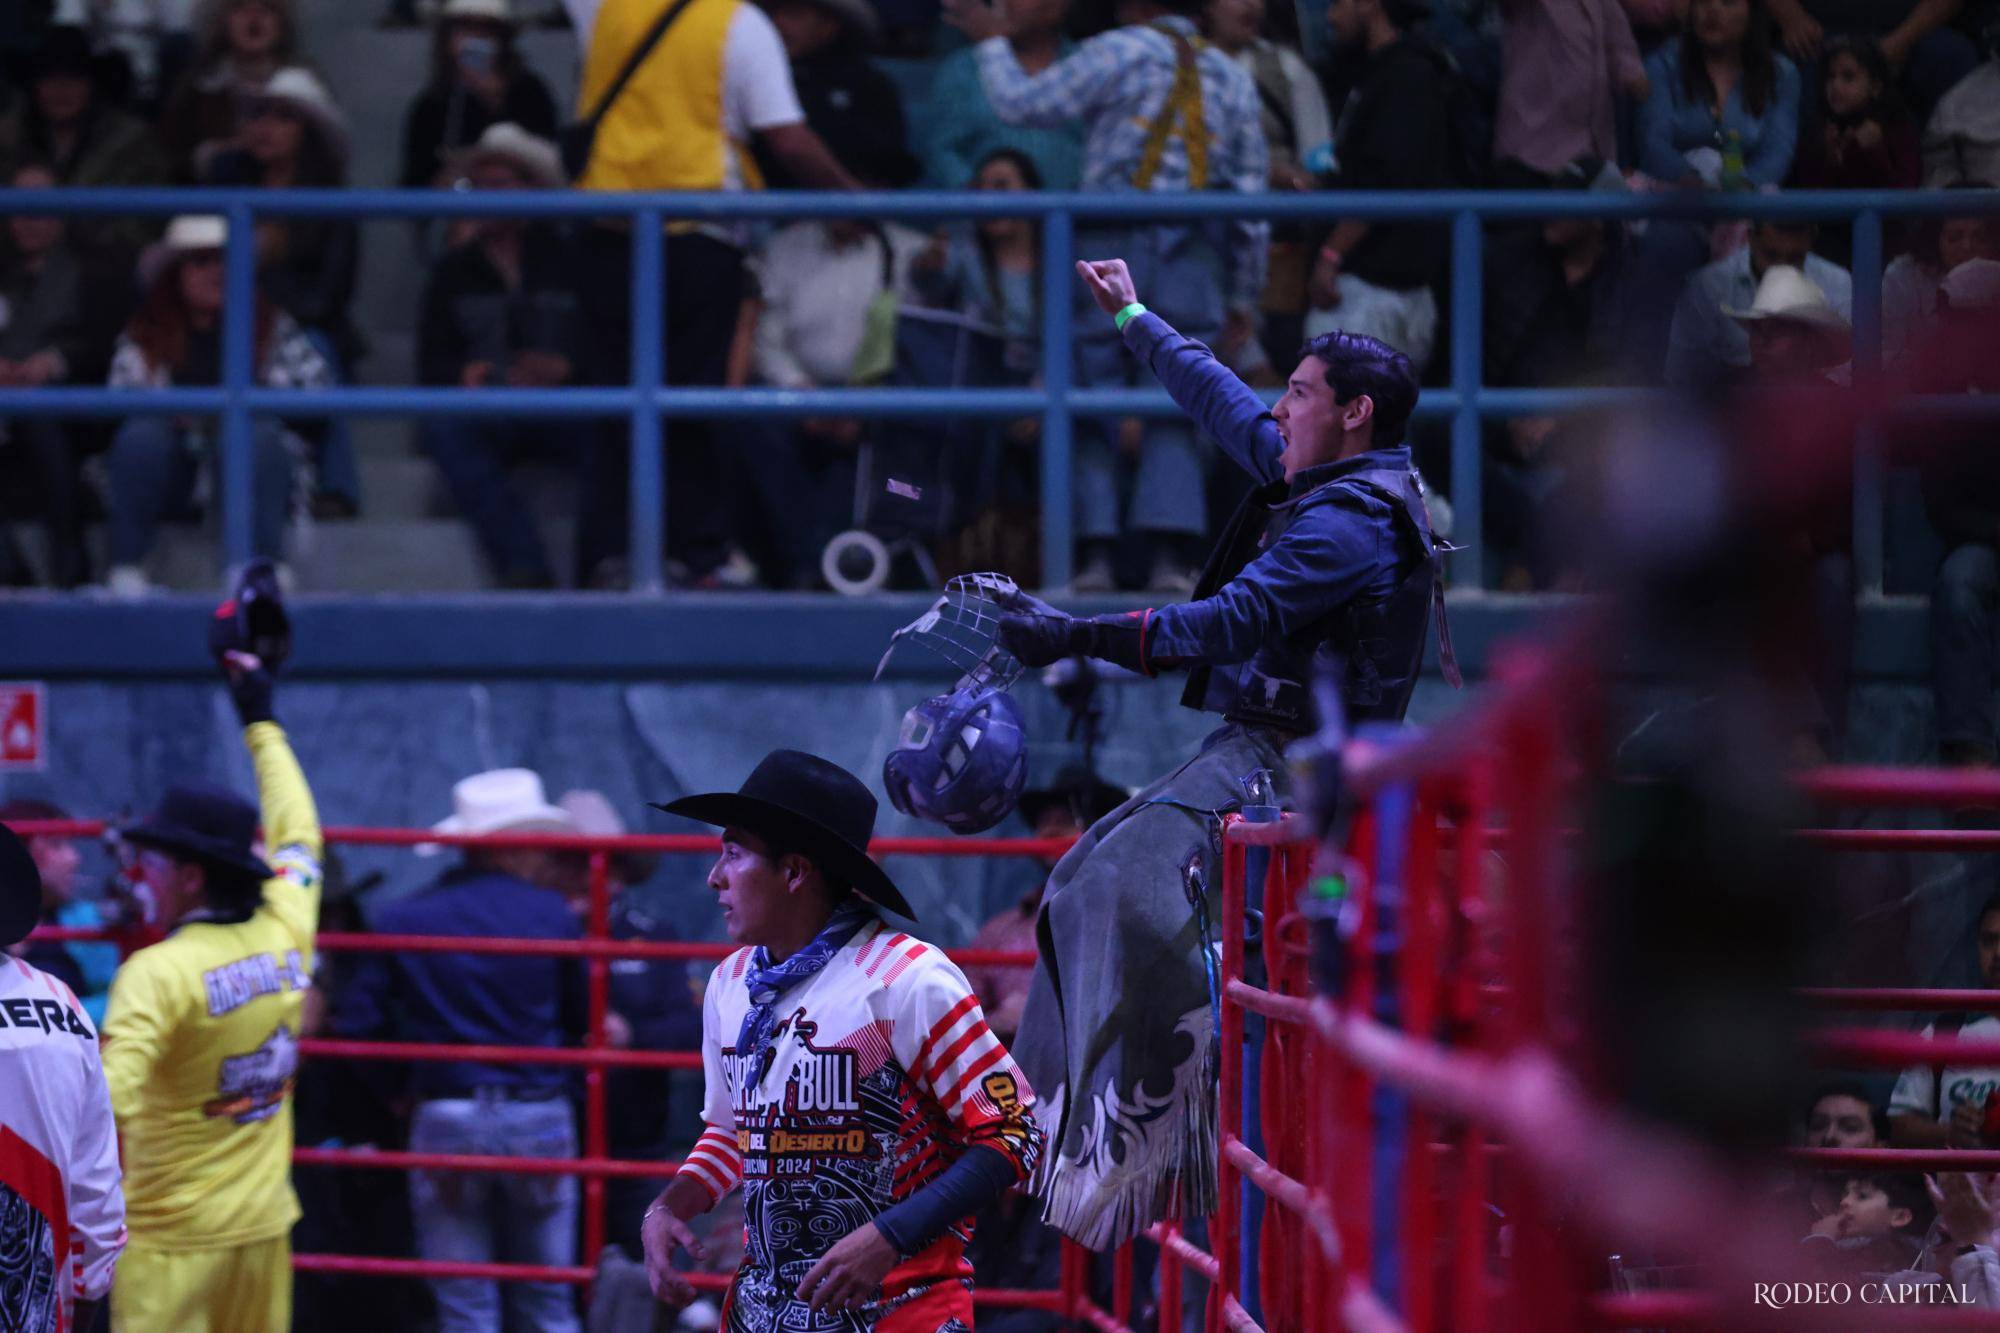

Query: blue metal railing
[2,186,1997,593]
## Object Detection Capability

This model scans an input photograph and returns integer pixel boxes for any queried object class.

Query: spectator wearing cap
[159,0,303,181]
[417,123,582,589]
[1638,0,1802,189]
[0,797,120,1027]
[564,0,856,588]
[0,25,169,263]
[1917,256,2000,768]
[1480,158,1642,589]
[399,0,559,189]
[0,159,129,590]
[1304,0,1473,376]
[1666,220,1851,390]
[337,768,586,1333]
[201,65,362,516]
[1493,0,1648,178]
[922,0,1081,191]
[104,214,331,597]
[541,789,703,1254]
[945,0,1268,593]
[761,0,920,187]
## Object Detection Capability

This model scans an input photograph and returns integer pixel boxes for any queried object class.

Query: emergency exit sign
[0,684,46,771]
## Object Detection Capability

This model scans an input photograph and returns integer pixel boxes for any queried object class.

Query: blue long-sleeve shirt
[336,866,585,1098]
[1638,42,1801,188]
[1119,311,1410,717]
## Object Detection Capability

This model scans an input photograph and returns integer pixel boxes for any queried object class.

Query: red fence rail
[23,741,2000,1327]
[11,817,1088,1315]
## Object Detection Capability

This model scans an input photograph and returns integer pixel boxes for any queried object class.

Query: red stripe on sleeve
[866,933,910,977]
[910,995,980,1073]
[923,1021,995,1088]
[940,1045,1010,1112]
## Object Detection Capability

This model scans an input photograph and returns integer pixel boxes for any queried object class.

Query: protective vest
[1182,463,1458,732]
[577,0,763,193]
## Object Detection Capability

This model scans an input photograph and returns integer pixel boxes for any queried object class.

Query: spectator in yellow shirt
[102,576,322,1333]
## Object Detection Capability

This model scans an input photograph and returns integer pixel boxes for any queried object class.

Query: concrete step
[359,452,441,521]
[293,518,489,592]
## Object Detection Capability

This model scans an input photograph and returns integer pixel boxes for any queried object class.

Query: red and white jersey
[681,917,1041,1332]
[0,955,125,1332]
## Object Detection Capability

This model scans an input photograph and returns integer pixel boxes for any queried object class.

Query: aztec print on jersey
[0,1179,58,1333]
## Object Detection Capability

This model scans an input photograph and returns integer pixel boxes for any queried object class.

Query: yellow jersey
[102,721,322,1250]
[576,0,764,193]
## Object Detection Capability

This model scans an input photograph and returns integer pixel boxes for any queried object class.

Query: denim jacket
[1123,310,1450,729]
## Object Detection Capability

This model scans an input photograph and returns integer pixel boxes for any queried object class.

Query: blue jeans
[409,1096,581,1333]
[299,328,361,511]
[1074,226,1225,541]
[106,417,294,565]
[419,418,557,584]
[1935,543,1999,760]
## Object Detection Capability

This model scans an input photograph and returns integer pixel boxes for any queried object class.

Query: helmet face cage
[884,686,1029,834]
[874,573,1026,694]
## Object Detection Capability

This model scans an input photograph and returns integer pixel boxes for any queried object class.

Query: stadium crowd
[0,0,1993,598]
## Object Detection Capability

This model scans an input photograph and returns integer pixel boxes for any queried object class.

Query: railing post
[1448,210,1484,593]
[1850,208,1885,598]
[1039,208,1074,591]
[583,850,612,1274]
[630,210,666,595]
[221,200,258,572]
[1218,835,1247,1324]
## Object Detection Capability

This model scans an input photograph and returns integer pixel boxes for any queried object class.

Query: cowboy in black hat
[100,566,325,1333]
[0,821,126,1333]
[638,750,1042,1326]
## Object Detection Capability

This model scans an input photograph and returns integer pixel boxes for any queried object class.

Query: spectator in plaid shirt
[945,0,1268,592]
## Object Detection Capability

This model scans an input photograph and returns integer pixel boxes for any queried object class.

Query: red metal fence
[23,735,2000,1328]
[18,819,1096,1317]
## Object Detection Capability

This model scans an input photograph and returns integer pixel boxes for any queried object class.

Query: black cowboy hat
[1018,764,1129,830]
[653,749,915,920]
[124,783,273,883]
[0,823,41,949]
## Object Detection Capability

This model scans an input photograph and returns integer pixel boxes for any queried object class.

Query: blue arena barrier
[0,186,1996,595]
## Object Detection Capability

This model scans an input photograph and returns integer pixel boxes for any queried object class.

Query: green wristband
[1113,301,1147,331]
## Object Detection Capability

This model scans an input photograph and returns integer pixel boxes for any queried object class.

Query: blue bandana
[735,900,877,1084]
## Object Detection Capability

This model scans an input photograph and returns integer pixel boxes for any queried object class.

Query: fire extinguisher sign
[0,683,47,772]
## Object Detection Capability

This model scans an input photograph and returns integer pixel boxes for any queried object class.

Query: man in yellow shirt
[103,578,322,1333]
[564,0,856,588]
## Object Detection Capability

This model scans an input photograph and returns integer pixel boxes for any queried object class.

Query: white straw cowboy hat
[246,66,350,168]
[1724,265,1852,335]
[418,768,575,855]
[446,122,564,189]
[137,213,228,289]
[440,0,519,23]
